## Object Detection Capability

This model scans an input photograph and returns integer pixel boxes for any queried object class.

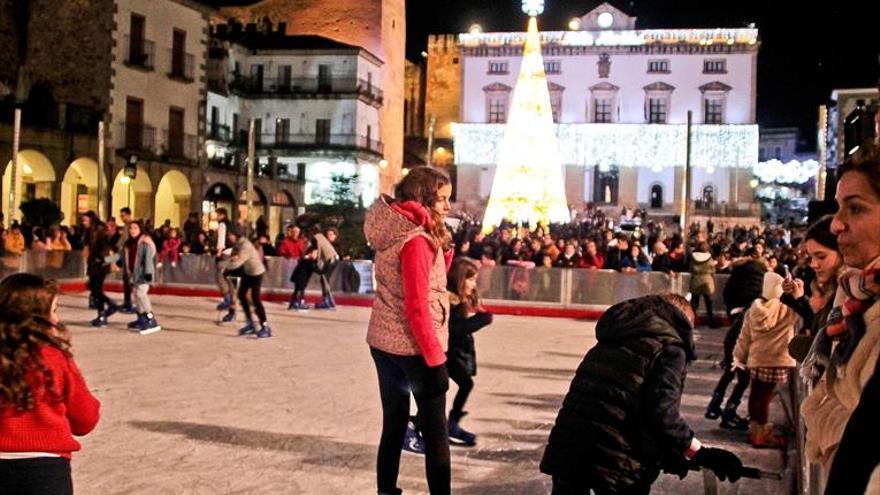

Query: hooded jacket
[123,234,156,285]
[365,195,450,367]
[541,295,696,492]
[733,298,798,369]
[689,252,716,295]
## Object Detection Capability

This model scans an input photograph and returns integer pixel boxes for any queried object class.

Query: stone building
[422,3,761,219]
[217,0,406,195]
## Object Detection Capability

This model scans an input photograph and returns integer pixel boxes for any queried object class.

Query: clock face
[597,12,614,29]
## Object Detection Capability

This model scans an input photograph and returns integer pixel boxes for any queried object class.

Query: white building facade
[206,25,385,219]
[453,3,760,216]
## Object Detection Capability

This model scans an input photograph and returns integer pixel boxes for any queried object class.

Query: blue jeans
[371,348,450,495]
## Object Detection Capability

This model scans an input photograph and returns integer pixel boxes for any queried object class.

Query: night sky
[210,0,880,148]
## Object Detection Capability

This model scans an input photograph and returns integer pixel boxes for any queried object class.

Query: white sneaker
[139,325,161,335]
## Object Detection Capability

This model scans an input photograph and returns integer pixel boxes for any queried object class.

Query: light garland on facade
[459,28,759,48]
[752,159,819,185]
[453,123,759,170]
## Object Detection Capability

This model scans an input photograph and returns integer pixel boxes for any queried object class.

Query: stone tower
[424,34,461,142]
[219,0,405,194]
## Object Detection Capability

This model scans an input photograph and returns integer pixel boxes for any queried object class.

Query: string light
[453,123,759,170]
[753,159,819,184]
[459,28,759,48]
[482,16,568,232]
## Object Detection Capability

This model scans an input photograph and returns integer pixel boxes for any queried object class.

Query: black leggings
[0,457,72,495]
[713,367,751,409]
[238,274,267,324]
[448,361,474,421]
[371,348,450,495]
[88,271,113,313]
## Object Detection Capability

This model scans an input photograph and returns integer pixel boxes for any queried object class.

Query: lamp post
[426,115,436,166]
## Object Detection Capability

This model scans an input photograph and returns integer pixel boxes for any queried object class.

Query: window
[275,118,290,145]
[704,98,724,124]
[550,92,562,122]
[316,119,331,144]
[318,64,332,92]
[759,148,766,161]
[648,97,667,124]
[650,184,663,209]
[594,98,613,123]
[453,57,459,64]
[488,61,509,74]
[232,113,240,143]
[170,29,186,79]
[544,60,561,74]
[647,60,669,73]
[277,65,292,92]
[250,64,264,91]
[702,185,716,208]
[775,147,782,159]
[703,59,727,74]
[488,97,507,123]
[125,97,145,150]
[167,107,185,158]
[210,106,219,138]
[127,14,151,69]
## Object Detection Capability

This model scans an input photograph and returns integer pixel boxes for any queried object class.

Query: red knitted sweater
[0,345,101,459]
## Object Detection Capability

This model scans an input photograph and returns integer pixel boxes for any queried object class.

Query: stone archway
[111,167,153,222]
[60,158,105,225]
[154,170,192,228]
[2,150,56,221]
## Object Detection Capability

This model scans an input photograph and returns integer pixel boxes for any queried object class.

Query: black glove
[692,447,743,482]
[421,364,449,398]
[144,273,152,282]
[661,454,690,480]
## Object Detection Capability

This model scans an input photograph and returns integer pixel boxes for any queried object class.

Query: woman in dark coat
[446,257,492,447]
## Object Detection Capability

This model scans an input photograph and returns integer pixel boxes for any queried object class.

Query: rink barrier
[4,251,731,322]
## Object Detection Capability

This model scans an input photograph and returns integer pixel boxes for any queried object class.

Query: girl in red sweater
[0,274,101,494]
[364,166,454,495]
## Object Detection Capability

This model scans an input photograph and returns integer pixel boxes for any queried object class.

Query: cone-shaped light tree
[481,2,570,233]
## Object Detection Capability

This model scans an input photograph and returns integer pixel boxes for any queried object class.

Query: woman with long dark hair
[364,166,453,495]
[0,274,100,494]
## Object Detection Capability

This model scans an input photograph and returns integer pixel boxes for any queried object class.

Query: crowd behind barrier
[0,250,737,311]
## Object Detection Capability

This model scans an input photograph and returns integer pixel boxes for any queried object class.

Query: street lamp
[522,0,544,16]
[469,24,482,34]
[568,18,581,31]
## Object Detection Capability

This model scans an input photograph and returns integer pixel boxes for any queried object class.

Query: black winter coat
[447,294,492,377]
[540,295,696,492]
[722,259,767,314]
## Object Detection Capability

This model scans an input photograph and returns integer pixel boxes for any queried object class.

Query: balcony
[168,50,195,82]
[119,122,156,153]
[207,124,230,141]
[163,130,197,161]
[256,132,384,156]
[123,36,155,71]
[228,75,383,104]
[691,200,760,218]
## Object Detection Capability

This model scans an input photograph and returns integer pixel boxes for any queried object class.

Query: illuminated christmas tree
[482,2,570,233]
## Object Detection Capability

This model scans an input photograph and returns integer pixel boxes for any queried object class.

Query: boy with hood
[541,294,743,494]
[689,241,718,327]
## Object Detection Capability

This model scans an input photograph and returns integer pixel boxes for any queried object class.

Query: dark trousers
[447,361,473,421]
[552,476,651,495]
[690,294,716,324]
[371,348,450,495]
[0,457,72,495]
[308,261,336,299]
[87,271,113,314]
[712,367,750,409]
[748,378,776,424]
[238,274,267,324]
[122,271,132,306]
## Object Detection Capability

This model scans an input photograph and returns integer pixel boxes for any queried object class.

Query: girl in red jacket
[0,273,101,494]
[364,166,454,495]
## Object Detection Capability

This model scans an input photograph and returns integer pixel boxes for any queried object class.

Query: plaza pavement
[59,293,789,495]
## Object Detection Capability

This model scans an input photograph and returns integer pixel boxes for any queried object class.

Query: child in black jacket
[446,257,492,447]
